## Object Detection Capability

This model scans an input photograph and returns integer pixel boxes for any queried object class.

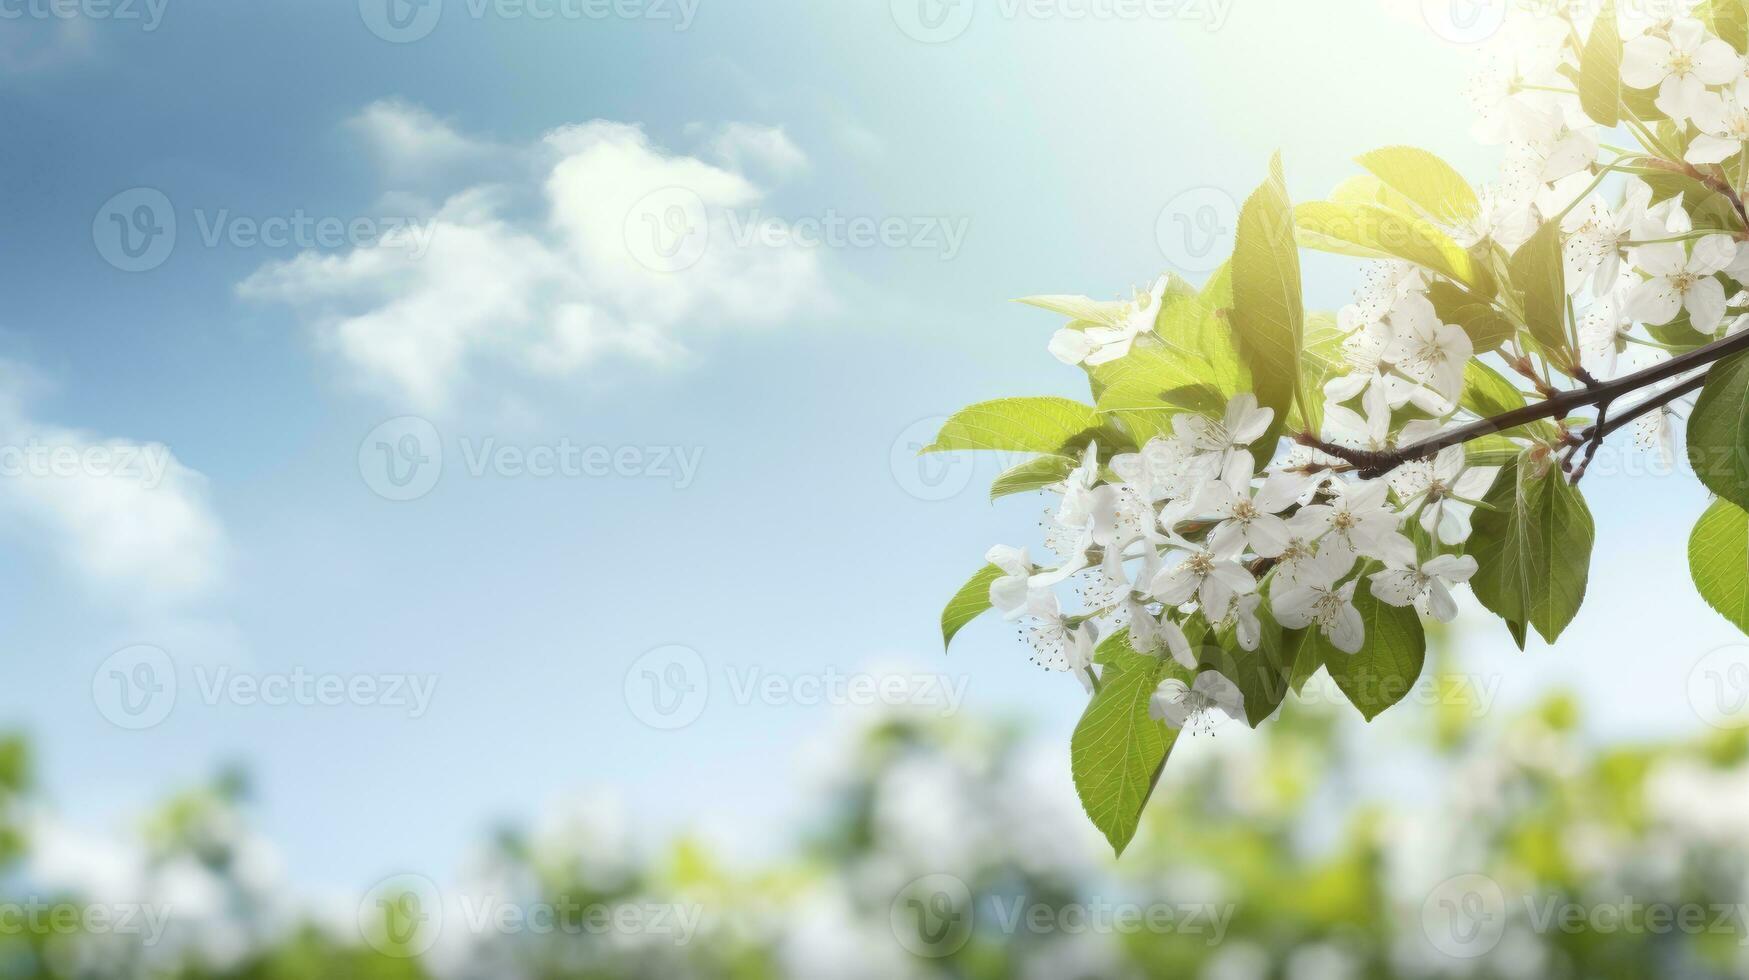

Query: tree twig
[1296,328,1749,479]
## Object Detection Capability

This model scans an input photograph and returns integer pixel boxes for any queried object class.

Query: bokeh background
[0,0,1746,976]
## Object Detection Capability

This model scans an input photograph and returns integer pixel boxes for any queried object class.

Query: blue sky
[0,0,1736,894]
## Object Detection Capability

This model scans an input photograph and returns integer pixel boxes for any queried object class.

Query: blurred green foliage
[1,661,1747,979]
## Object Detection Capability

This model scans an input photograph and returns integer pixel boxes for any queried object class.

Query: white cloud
[241,102,830,412]
[0,366,226,611]
[345,100,500,188]
[697,122,810,177]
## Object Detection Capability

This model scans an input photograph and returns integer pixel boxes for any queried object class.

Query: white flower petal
[1685,276,1728,333]
[1329,604,1366,654]
[1369,568,1420,607]
[1149,678,1193,726]
[1194,671,1247,722]
[1621,36,1673,89]
[1426,579,1460,623]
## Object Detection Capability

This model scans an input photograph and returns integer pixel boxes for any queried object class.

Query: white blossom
[1288,479,1416,566]
[1149,671,1246,730]
[1369,554,1479,623]
[1383,295,1472,404]
[1023,598,1099,674]
[1562,179,1654,296]
[1272,557,1365,655]
[1622,18,1740,120]
[987,545,1045,620]
[1392,446,1499,545]
[1627,234,1738,332]
[1149,534,1256,614]
[1687,77,1749,164]
[1194,463,1300,559]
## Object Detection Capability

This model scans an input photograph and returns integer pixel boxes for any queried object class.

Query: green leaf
[1648,313,1713,352]
[1328,173,1421,214]
[1690,498,1749,636]
[1356,145,1480,226]
[925,397,1103,455]
[989,455,1074,501]
[942,564,1002,650]
[1470,453,1596,644]
[1691,189,1744,234]
[1210,602,1293,727]
[1071,630,1184,856]
[1505,618,1529,651]
[1622,80,1668,122]
[1461,360,1527,419]
[1285,628,1323,694]
[1325,574,1428,721]
[1231,153,1304,437]
[1428,280,1515,353]
[1092,346,1218,444]
[1466,433,1525,468]
[1702,0,1749,52]
[1639,169,1739,235]
[1456,362,1565,443]
[1158,264,1248,399]
[1688,350,1749,511]
[1508,219,1575,369]
[1295,201,1483,290]
[1017,294,1128,325]
[1579,1,1621,127]
[1287,313,1348,436]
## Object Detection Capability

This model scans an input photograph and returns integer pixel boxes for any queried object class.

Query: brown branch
[1297,327,1749,479]
[1566,372,1707,483]
[1580,372,1707,444]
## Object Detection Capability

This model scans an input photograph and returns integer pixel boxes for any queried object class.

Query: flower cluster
[988,385,1475,732]
[1465,3,1749,398]
[985,3,1749,733]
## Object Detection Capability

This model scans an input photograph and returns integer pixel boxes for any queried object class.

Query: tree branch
[1564,371,1707,483]
[1579,371,1707,444]
[1297,328,1749,479]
